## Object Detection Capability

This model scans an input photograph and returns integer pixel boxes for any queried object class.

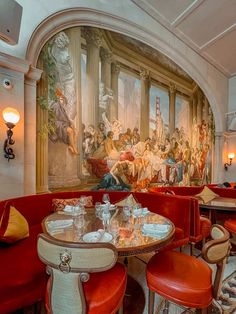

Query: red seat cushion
[46,262,127,314]
[224,219,236,233]
[146,251,212,309]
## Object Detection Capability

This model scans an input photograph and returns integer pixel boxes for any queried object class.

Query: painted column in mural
[202,95,209,122]
[169,82,176,136]
[140,68,150,141]
[100,47,113,121]
[67,27,83,177]
[197,89,203,125]
[110,62,120,121]
[189,96,193,135]
[83,27,102,127]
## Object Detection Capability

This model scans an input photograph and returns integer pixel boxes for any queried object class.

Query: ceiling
[131,0,236,78]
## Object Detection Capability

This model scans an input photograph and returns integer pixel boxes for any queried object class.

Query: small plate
[82,231,113,243]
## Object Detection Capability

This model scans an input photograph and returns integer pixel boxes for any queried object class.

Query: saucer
[82,231,113,243]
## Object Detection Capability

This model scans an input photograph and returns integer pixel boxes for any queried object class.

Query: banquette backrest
[0,191,130,227]
[134,192,191,242]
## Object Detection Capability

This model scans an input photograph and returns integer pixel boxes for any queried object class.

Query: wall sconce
[224,153,235,171]
[2,107,20,161]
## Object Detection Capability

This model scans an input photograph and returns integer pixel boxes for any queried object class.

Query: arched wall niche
[25,8,225,190]
[26,8,223,131]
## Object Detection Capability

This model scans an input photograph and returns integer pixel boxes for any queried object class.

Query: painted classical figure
[92,160,132,191]
[102,112,122,140]
[99,83,113,109]
[50,31,76,120]
[92,131,119,160]
[49,93,79,155]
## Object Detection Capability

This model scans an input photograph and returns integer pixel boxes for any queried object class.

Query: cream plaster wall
[0,0,234,198]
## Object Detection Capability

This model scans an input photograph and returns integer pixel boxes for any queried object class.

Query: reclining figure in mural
[92,159,132,191]
[49,91,79,155]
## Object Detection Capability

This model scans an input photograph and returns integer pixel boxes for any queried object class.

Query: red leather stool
[146,225,230,314]
[224,219,236,255]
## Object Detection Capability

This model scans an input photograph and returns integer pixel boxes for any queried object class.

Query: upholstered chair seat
[146,224,230,314]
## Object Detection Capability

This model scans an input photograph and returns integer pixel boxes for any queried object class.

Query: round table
[42,207,175,257]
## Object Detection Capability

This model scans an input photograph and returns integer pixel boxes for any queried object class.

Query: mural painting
[37,26,214,191]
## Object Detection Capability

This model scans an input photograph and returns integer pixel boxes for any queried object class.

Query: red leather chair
[189,197,211,255]
[37,234,127,314]
[224,218,236,255]
[146,224,230,314]
[149,188,211,254]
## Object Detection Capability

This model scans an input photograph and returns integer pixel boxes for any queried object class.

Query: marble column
[25,66,43,194]
[140,68,150,141]
[213,132,224,182]
[83,28,102,127]
[100,47,112,120]
[169,83,176,136]
[35,57,49,194]
[110,62,120,121]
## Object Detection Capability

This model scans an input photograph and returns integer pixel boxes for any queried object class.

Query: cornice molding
[0,51,30,74]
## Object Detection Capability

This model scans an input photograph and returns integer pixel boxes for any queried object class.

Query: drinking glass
[95,202,102,218]
[123,205,131,221]
[79,195,87,212]
[109,220,119,242]
[102,193,110,204]
[101,204,111,231]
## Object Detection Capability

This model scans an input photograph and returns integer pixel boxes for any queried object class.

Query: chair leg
[148,289,155,314]
[118,301,123,314]
[190,242,194,256]
[196,308,208,314]
[162,299,169,313]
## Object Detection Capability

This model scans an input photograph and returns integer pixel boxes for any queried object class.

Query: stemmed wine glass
[79,195,87,213]
[102,193,110,204]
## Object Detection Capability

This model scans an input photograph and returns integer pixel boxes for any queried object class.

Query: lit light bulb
[2,107,20,125]
[228,153,235,159]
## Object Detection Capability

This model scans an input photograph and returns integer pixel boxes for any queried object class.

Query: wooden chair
[37,233,127,314]
[146,224,230,314]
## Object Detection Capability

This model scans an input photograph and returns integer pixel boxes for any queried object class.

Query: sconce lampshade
[2,107,20,125]
[228,153,235,159]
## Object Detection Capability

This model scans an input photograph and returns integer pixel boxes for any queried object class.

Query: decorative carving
[111,62,121,75]
[59,250,72,273]
[100,47,113,64]
[82,27,102,48]
[140,68,149,81]
[80,272,90,282]
[169,82,176,94]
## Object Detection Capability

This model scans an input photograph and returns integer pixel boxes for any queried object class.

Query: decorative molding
[0,51,30,74]
[139,68,149,80]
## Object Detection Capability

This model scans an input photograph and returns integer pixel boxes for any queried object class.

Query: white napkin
[142,223,170,237]
[64,205,75,213]
[47,219,73,230]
